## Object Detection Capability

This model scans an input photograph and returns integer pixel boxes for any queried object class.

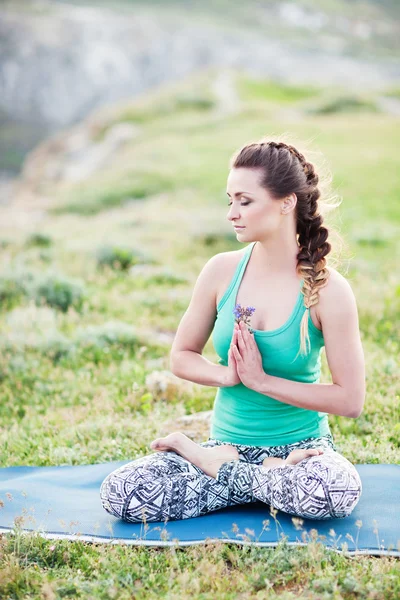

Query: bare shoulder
[205,247,245,283]
[317,266,358,320]
[322,266,356,296]
[194,248,243,306]
[214,247,244,269]
[212,247,245,299]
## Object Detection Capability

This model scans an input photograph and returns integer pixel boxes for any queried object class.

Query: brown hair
[229,136,342,358]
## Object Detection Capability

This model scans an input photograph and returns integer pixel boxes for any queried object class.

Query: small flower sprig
[233,304,256,334]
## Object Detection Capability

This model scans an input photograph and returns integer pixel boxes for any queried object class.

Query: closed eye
[228,202,250,207]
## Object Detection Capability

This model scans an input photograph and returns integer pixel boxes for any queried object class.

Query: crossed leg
[216,447,362,520]
[100,441,254,523]
[100,432,360,523]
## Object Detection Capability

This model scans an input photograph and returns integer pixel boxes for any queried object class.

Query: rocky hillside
[1,0,399,175]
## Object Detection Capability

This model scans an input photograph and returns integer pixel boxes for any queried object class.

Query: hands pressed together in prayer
[226,321,266,391]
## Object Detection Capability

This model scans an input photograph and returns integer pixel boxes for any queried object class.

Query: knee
[99,470,127,520]
[100,464,154,523]
[327,465,362,519]
[292,457,362,520]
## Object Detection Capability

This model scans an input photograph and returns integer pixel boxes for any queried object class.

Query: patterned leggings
[100,433,362,523]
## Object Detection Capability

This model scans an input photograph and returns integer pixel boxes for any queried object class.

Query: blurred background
[2,0,400,181]
[0,0,399,466]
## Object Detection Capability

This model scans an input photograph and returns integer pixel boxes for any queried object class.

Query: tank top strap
[234,242,256,289]
[217,242,257,313]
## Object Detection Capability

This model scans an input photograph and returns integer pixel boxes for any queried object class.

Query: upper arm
[170,253,225,364]
[318,270,366,418]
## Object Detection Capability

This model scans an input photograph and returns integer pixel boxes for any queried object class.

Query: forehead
[226,168,262,192]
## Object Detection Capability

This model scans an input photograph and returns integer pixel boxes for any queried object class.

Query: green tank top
[210,241,331,447]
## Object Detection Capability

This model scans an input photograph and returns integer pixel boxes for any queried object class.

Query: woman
[100,139,364,523]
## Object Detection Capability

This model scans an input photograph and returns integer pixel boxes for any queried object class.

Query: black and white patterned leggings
[100,433,362,523]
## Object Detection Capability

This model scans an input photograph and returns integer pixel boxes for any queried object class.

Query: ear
[281,193,297,214]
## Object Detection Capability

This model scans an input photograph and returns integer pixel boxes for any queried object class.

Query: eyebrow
[226,191,254,197]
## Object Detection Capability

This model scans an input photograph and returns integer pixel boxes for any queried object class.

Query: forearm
[170,351,229,387]
[257,373,356,418]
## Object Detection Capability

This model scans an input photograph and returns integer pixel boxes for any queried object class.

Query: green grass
[236,75,322,104]
[53,170,178,215]
[0,70,399,597]
[308,95,380,115]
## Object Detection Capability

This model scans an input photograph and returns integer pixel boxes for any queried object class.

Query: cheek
[253,207,277,226]
[250,206,265,220]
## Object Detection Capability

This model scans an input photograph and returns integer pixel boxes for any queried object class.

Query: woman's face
[226,168,285,241]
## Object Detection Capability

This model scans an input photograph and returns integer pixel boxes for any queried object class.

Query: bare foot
[286,447,324,465]
[262,447,324,470]
[150,432,240,479]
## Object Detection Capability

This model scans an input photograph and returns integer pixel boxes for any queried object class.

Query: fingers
[232,344,241,362]
[235,323,248,353]
[231,327,238,345]
[232,326,243,358]
[231,329,238,355]
[232,321,258,364]
[229,344,236,364]
[230,331,239,363]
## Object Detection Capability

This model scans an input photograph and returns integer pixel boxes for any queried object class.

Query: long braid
[267,141,331,357]
[230,137,333,358]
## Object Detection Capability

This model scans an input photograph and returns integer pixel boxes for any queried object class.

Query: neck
[253,231,300,276]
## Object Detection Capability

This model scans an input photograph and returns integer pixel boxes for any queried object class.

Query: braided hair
[229,138,332,358]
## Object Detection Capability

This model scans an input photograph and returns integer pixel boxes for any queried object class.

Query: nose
[227,206,240,222]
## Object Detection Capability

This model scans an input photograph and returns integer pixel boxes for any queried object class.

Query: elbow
[348,408,363,419]
[169,354,179,376]
[347,396,365,419]
[170,351,185,377]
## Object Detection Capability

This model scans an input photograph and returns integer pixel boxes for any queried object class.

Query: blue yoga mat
[0,461,398,556]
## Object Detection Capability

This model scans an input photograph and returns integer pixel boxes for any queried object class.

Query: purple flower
[233,303,256,333]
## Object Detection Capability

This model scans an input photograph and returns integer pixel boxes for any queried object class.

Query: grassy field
[0,68,399,598]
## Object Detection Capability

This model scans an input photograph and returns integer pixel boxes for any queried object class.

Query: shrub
[26,233,53,247]
[129,264,187,285]
[40,333,74,362]
[34,273,86,313]
[0,304,74,362]
[0,268,86,313]
[75,321,139,350]
[44,321,142,366]
[0,268,36,307]
[193,231,237,247]
[175,93,215,111]
[96,245,150,271]
[0,275,26,304]
[38,249,53,263]
[309,95,379,115]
